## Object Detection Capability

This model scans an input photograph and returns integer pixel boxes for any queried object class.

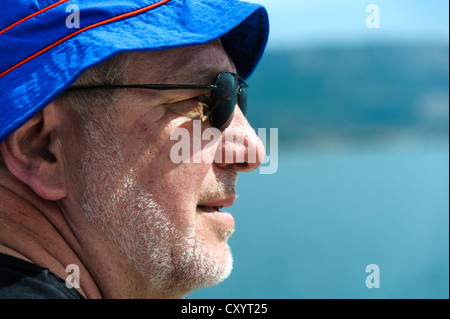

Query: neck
[0,165,102,299]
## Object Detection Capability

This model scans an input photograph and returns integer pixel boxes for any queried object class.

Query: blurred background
[190,0,449,299]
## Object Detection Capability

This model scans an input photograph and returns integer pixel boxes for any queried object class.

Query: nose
[214,106,265,172]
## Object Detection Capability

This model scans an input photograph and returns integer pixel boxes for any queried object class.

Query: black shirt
[0,253,84,299]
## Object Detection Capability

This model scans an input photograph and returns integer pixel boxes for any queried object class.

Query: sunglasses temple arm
[67,84,218,91]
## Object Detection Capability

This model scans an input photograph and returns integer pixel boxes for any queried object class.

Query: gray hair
[60,52,134,127]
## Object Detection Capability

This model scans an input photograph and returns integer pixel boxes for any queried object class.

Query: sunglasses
[67,71,248,131]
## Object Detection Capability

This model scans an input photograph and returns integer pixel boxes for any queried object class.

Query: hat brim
[0,0,269,143]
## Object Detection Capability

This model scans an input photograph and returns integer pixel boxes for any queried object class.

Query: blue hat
[0,0,269,143]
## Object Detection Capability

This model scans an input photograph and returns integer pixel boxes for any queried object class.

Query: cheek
[119,112,215,222]
[127,147,210,230]
[156,163,211,212]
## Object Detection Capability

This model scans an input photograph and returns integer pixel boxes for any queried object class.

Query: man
[0,0,269,298]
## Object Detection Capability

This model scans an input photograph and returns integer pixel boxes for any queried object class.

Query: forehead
[125,40,236,84]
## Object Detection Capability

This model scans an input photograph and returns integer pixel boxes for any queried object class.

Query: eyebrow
[181,69,218,86]
[174,59,236,86]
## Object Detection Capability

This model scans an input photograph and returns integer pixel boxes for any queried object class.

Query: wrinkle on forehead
[125,40,236,85]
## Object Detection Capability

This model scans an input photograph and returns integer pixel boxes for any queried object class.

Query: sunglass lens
[238,85,247,115]
[209,72,237,130]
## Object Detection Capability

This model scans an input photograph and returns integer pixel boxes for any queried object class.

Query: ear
[0,104,67,201]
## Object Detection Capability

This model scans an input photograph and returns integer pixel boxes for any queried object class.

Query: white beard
[77,126,233,297]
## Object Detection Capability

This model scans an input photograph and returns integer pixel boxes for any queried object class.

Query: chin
[169,227,234,295]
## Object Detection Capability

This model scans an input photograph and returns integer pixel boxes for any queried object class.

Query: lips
[196,195,236,213]
[196,194,236,234]
[197,205,223,213]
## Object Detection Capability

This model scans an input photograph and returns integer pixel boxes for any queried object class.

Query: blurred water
[189,138,449,299]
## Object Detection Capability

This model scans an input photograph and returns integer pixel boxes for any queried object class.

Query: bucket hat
[0,0,269,143]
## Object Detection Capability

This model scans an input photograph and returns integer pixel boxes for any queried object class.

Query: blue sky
[248,0,449,49]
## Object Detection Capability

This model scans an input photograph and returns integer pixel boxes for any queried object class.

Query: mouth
[196,205,224,213]
[196,195,236,230]
[196,194,236,213]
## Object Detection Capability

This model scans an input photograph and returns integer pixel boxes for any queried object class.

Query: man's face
[63,40,264,297]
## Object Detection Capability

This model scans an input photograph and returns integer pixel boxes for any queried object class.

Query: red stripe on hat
[0,0,70,35]
[0,0,172,79]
